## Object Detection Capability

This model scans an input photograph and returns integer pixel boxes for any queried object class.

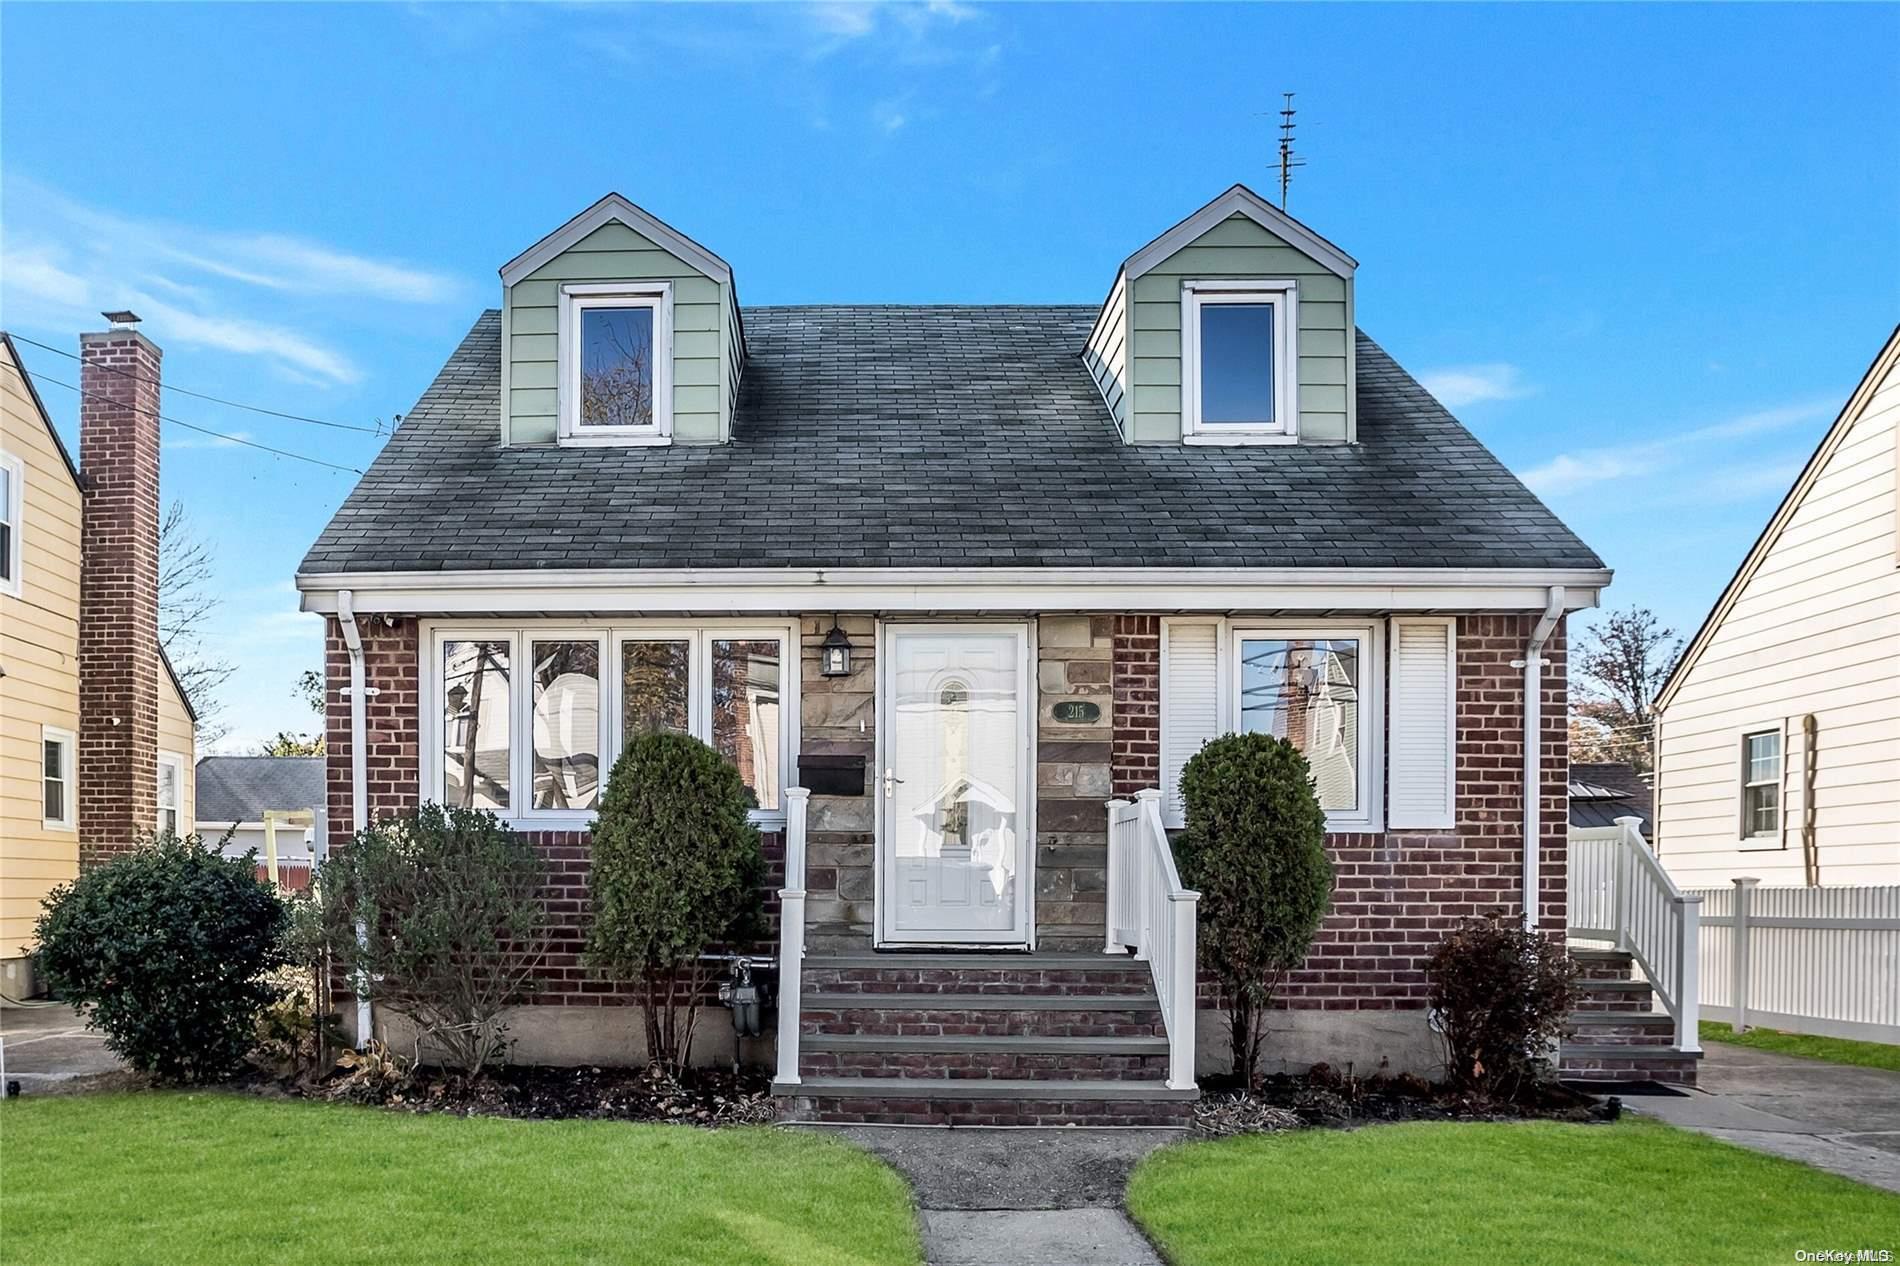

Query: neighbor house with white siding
[1652,326,1900,887]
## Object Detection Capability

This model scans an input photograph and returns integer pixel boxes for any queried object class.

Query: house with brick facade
[1,324,197,1002]
[296,186,1675,1124]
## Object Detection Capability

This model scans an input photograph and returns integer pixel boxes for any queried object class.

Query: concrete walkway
[0,1004,129,1095]
[826,1126,1181,1266]
[1628,1041,1900,1193]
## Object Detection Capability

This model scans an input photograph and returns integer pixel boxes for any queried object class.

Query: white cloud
[0,174,458,383]
[873,98,909,133]
[805,2,878,40]
[1521,398,1834,498]
[1418,363,1534,408]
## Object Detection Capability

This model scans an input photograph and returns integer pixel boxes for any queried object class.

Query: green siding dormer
[499,195,743,447]
[1087,186,1357,446]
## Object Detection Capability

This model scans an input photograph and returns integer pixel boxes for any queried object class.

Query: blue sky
[3,2,1896,748]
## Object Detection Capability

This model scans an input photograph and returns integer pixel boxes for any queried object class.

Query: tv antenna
[1276,92,1305,210]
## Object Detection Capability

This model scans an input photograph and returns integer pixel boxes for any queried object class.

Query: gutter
[1516,586,1565,930]
[337,590,372,1045]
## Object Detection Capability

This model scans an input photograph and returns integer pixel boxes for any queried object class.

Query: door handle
[883,767,905,798]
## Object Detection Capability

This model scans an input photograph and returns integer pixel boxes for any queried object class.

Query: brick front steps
[1560,948,1700,1087]
[774,953,1196,1126]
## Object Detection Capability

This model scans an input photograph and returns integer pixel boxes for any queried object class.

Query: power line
[7,333,384,435]
[22,369,364,474]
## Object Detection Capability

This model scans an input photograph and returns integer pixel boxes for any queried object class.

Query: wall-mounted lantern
[820,619,854,677]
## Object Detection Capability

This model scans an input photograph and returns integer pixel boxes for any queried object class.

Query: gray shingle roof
[1568,761,1654,830]
[194,756,325,824]
[299,307,1601,574]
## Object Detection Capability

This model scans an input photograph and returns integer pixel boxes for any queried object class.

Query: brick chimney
[77,312,163,865]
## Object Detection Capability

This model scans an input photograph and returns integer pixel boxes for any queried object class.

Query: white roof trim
[1656,324,1900,713]
[297,565,1607,617]
[499,193,733,287]
[1123,184,1357,281]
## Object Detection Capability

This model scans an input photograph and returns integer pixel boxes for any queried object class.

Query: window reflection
[1238,637,1360,811]
[712,639,781,811]
[531,640,599,811]
[621,639,691,741]
[443,639,511,810]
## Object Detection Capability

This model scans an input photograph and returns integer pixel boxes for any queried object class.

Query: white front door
[878,623,1033,945]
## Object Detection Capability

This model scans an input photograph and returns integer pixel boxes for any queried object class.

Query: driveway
[0,1004,128,1094]
[1630,1040,1900,1193]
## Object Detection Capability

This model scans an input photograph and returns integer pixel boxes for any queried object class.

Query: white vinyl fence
[1689,879,1900,1044]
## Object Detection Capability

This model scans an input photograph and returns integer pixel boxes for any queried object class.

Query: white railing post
[1168,890,1200,1090]
[1105,798,1131,954]
[1675,894,1702,1052]
[1134,790,1164,964]
[1614,818,1640,952]
[1731,876,1760,1034]
[775,787,810,1086]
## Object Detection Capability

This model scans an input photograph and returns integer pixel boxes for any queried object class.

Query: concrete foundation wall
[1195,1006,1440,1080]
[348,1003,778,1070]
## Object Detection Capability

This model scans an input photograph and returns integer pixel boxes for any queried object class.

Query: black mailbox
[797,753,867,797]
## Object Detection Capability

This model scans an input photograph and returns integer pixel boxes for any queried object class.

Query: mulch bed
[1193,1063,1618,1136]
[266,1053,777,1128]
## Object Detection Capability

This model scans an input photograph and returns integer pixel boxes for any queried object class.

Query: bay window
[426,622,795,825]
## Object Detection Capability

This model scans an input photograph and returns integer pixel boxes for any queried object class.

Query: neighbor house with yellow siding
[1,327,195,1000]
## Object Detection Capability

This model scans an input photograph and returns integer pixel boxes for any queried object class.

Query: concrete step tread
[805,952,1145,972]
[1568,1010,1675,1027]
[1574,979,1653,991]
[775,1076,1200,1101]
[803,992,1158,1011]
[803,1033,1169,1055]
[1560,1043,1704,1059]
[1570,947,1636,963]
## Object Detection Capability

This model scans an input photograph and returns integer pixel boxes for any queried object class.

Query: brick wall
[323,616,420,853]
[1109,615,1160,796]
[77,329,164,866]
[1144,612,1570,1013]
[328,608,1566,1007]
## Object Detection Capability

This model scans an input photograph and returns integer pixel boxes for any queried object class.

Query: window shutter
[1389,618,1456,830]
[1161,621,1221,827]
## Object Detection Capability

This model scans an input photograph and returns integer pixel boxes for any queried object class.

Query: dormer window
[557,282,674,445]
[1181,280,1298,444]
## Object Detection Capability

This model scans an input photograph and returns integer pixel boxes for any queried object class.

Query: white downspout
[1516,586,1565,930]
[337,590,372,1044]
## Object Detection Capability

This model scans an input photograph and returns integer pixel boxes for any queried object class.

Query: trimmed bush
[1175,732,1334,1088]
[35,832,290,1084]
[1426,912,1579,1099]
[319,805,550,1075]
[586,732,764,1075]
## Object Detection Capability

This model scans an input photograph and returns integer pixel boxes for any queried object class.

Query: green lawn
[1127,1120,1900,1266]
[0,1094,921,1266]
[1701,1020,1900,1072]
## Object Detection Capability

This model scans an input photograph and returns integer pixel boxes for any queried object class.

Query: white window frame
[157,750,188,837]
[556,281,674,447]
[1181,279,1300,445]
[1225,620,1384,833]
[0,448,24,599]
[41,724,75,832]
[421,619,799,830]
[1739,723,1785,848]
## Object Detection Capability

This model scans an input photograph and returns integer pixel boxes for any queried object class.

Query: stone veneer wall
[800,615,877,948]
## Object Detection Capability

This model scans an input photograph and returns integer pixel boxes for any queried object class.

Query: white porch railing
[1106,789,1202,1090]
[774,787,811,1086]
[1689,879,1900,1044]
[1567,815,1702,1052]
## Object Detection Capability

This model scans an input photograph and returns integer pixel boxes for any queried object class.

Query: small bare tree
[159,500,235,742]
[1571,607,1683,773]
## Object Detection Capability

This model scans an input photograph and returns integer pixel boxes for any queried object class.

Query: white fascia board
[499,193,733,287]
[1123,184,1358,282]
[297,566,1608,616]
